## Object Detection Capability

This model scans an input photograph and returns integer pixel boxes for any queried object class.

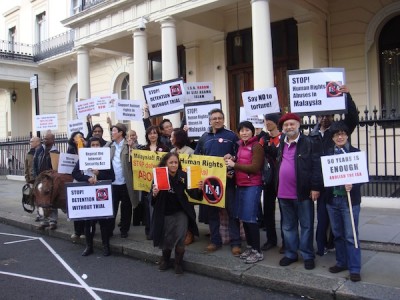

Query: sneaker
[350,273,361,282]
[245,250,264,264]
[231,246,242,257]
[70,234,80,243]
[279,256,298,266]
[304,259,315,270]
[239,246,253,260]
[329,265,348,273]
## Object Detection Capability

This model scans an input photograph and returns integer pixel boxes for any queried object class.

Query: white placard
[30,76,37,89]
[184,82,214,103]
[321,151,369,187]
[143,78,185,117]
[184,100,222,138]
[66,182,113,219]
[67,119,88,137]
[288,68,346,114]
[242,87,280,116]
[239,107,264,129]
[95,94,118,114]
[79,148,110,170]
[58,153,79,174]
[116,100,142,121]
[35,114,58,131]
[75,98,97,119]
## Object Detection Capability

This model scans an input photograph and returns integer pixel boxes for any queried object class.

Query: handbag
[22,183,35,213]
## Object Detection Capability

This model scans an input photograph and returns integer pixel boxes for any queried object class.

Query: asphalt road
[0,223,299,300]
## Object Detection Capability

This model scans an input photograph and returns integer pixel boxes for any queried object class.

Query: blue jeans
[234,186,262,223]
[208,179,241,247]
[327,197,361,274]
[279,198,315,260]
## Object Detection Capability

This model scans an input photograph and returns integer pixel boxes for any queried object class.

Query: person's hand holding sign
[152,184,159,197]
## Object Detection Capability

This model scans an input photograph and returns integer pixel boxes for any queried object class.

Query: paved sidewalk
[1,178,400,299]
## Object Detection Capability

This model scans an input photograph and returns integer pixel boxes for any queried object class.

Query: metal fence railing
[0,108,399,197]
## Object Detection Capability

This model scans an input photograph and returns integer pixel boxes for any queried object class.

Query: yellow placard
[131,150,227,207]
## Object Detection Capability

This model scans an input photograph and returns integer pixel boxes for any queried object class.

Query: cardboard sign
[58,153,79,174]
[153,167,170,190]
[321,151,369,187]
[184,100,222,138]
[116,100,142,121]
[239,107,264,129]
[67,119,88,138]
[242,87,280,116]
[143,78,185,117]
[79,148,110,170]
[184,82,214,103]
[288,68,346,115]
[66,181,113,220]
[35,114,58,131]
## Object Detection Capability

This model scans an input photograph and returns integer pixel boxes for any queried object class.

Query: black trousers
[263,183,280,245]
[111,184,132,235]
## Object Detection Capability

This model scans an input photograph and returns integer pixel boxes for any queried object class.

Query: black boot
[174,246,185,274]
[82,233,93,256]
[101,228,111,256]
[159,249,172,271]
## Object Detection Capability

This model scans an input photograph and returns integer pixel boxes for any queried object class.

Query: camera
[138,17,147,31]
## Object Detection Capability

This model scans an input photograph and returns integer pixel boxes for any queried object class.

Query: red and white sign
[35,114,58,131]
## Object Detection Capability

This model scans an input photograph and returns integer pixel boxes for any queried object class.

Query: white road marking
[0,232,173,300]
[0,271,172,300]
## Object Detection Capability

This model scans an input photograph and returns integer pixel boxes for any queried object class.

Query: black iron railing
[0,40,34,62]
[33,30,74,62]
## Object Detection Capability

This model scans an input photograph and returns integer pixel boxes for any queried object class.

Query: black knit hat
[264,113,281,125]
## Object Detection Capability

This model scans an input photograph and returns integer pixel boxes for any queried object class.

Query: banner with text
[242,87,280,116]
[184,82,214,103]
[131,150,227,207]
[79,148,110,170]
[116,100,142,121]
[239,107,264,129]
[58,153,79,174]
[67,119,88,137]
[321,151,369,187]
[184,100,222,138]
[35,114,58,131]
[288,68,346,115]
[143,78,185,117]
[66,181,113,220]
[75,98,97,119]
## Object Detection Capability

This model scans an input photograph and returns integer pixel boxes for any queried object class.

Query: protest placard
[321,151,369,187]
[75,98,97,119]
[116,100,142,121]
[35,114,58,131]
[131,150,227,208]
[143,78,185,117]
[184,82,214,103]
[66,181,113,220]
[79,148,110,170]
[58,153,79,174]
[242,87,280,116]
[153,167,170,190]
[95,94,118,114]
[239,107,264,129]
[184,100,222,138]
[67,119,88,137]
[288,68,346,115]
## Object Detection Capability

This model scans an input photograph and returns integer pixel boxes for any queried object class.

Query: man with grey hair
[25,136,42,221]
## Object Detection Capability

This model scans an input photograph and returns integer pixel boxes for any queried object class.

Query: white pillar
[132,29,149,144]
[160,17,180,127]
[251,0,274,89]
[76,46,91,100]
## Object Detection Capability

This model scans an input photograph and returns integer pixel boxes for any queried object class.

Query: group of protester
[25,85,363,281]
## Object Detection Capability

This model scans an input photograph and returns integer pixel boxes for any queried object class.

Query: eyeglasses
[333,132,348,138]
[210,117,224,121]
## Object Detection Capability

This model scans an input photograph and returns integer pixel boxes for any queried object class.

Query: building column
[295,12,325,69]
[211,33,229,122]
[251,0,274,89]
[160,17,180,127]
[132,29,148,143]
[76,46,91,100]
